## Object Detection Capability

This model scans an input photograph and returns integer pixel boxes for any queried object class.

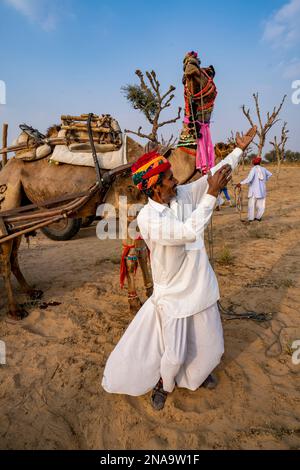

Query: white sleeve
[241,167,255,185]
[175,147,243,209]
[138,194,216,246]
[176,175,209,210]
[210,147,243,174]
[265,169,272,180]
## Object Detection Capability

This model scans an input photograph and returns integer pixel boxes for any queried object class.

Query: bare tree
[159,133,178,152]
[270,122,289,180]
[242,93,286,156]
[227,130,251,172]
[144,134,178,154]
[122,69,181,145]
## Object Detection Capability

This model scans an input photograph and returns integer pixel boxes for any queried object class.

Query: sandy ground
[0,164,300,450]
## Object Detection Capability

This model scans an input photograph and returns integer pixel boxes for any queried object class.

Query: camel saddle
[60,113,122,152]
[10,114,124,168]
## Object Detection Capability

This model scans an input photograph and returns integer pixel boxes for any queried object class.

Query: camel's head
[214,142,236,164]
[183,50,201,69]
[114,175,147,205]
[103,174,147,224]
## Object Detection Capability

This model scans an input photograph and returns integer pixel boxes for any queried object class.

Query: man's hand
[207,164,232,198]
[236,125,257,151]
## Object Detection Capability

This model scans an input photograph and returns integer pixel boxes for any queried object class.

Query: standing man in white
[102,126,257,410]
[238,156,272,222]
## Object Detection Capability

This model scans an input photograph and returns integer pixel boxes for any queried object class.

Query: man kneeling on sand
[101,126,257,410]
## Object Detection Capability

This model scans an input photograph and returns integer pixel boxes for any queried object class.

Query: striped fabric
[131,151,171,191]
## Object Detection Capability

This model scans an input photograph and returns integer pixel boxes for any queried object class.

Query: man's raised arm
[184,126,257,207]
[211,126,257,175]
[138,167,232,247]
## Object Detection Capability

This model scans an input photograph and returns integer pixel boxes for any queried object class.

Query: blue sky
[0,0,299,152]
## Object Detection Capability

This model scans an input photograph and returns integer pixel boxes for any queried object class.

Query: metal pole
[87,113,103,188]
[2,123,8,167]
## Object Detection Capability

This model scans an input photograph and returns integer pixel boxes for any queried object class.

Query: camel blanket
[50,135,128,169]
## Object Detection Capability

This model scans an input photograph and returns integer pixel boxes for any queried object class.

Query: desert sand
[0,164,299,450]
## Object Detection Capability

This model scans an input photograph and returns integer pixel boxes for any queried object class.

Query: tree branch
[161,94,175,110]
[253,93,263,132]
[135,70,148,93]
[123,69,180,143]
[146,71,160,97]
[157,107,182,128]
[160,133,178,150]
[124,126,155,141]
[161,85,176,103]
[242,94,286,155]
[242,105,255,128]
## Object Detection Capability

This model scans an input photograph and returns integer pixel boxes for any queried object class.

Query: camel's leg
[135,238,153,297]
[125,255,142,314]
[122,241,142,314]
[10,237,43,300]
[0,241,28,320]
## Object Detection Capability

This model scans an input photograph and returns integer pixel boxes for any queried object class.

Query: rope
[189,95,199,150]
[206,186,271,322]
[218,301,273,323]
[234,185,243,221]
[200,68,212,174]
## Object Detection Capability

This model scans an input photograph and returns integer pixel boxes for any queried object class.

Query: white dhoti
[101,299,224,396]
[248,196,266,221]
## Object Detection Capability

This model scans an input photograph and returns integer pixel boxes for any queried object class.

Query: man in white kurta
[239,156,272,221]
[102,127,256,409]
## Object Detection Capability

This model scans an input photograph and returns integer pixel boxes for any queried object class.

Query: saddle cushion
[50,135,128,169]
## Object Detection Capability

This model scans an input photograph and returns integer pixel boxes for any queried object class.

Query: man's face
[152,169,178,205]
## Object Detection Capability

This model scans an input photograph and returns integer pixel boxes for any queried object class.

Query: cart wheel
[81,215,96,228]
[41,218,82,241]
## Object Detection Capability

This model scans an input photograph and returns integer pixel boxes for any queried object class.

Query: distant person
[215,186,232,211]
[237,156,272,222]
[221,186,232,206]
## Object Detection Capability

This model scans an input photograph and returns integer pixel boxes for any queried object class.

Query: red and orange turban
[252,156,262,165]
[131,150,171,192]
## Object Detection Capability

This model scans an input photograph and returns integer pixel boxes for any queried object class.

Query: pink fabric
[196,122,215,173]
[183,118,215,173]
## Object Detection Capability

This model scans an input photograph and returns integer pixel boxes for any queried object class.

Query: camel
[0,126,206,320]
[0,54,229,319]
[177,51,217,149]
